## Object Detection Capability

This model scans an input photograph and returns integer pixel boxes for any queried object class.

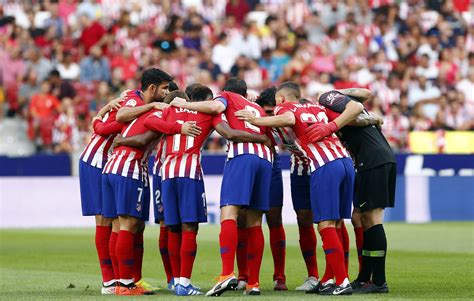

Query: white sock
[174,277,180,285]
[103,279,116,286]
[179,277,191,287]
[341,278,350,287]
[323,279,335,286]
[119,278,134,286]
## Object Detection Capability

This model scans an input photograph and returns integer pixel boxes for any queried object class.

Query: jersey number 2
[244,106,261,133]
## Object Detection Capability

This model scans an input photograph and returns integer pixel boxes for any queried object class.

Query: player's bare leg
[316,220,351,296]
[236,210,248,289]
[244,209,265,295]
[355,208,389,294]
[266,206,287,290]
[158,219,174,290]
[94,215,115,294]
[295,209,320,292]
[206,205,240,296]
[351,209,364,274]
[175,222,201,295]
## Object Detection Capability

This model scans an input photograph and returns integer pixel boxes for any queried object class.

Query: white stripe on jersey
[237,143,244,154]
[308,144,325,167]
[257,144,264,158]
[318,142,335,161]
[179,154,188,177]
[121,151,136,177]
[190,154,197,178]
[169,157,177,178]
[133,159,139,179]
[112,150,126,174]
[248,143,255,154]
[329,141,343,158]
[82,135,101,163]
[122,118,138,137]
[228,141,234,157]
[264,145,271,160]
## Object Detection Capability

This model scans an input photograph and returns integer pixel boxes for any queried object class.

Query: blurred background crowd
[0,0,473,155]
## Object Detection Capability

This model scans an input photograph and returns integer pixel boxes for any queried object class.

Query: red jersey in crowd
[274,102,350,172]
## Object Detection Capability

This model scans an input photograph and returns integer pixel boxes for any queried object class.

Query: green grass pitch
[1,222,473,300]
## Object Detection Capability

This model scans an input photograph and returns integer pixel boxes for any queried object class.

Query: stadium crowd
[0,0,473,154]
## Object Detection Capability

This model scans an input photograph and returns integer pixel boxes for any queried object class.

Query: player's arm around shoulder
[170,96,226,115]
[337,88,372,103]
[234,104,295,128]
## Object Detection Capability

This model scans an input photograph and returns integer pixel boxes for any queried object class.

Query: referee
[306,88,396,294]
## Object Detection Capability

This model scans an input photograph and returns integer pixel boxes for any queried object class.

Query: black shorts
[353,163,396,212]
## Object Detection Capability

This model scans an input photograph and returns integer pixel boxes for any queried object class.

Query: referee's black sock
[365,224,387,286]
[356,230,373,283]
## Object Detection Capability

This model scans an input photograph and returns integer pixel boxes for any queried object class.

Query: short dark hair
[256,86,276,107]
[141,68,173,91]
[168,81,179,92]
[223,77,247,97]
[49,69,60,78]
[163,90,189,104]
[185,83,201,98]
[277,81,301,99]
[189,85,213,102]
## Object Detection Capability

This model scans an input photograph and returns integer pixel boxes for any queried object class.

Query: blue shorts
[290,172,311,211]
[269,154,284,208]
[220,154,272,211]
[152,174,164,223]
[310,158,355,223]
[162,177,207,226]
[102,173,147,220]
[79,161,103,216]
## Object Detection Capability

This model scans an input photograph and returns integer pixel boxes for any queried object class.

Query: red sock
[159,226,173,283]
[354,227,364,273]
[340,223,350,274]
[237,228,249,281]
[116,230,135,280]
[219,219,237,276]
[298,226,318,278]
[247,226,264,286]
[95,226,114,282]
[109,231,119,279]
[132,232,144,282]
[269,224,286,281]
[168,231,182,280]
[180,231,197,279]
[320,227,347,285]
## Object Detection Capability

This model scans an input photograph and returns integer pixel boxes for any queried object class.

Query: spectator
[212,33,239,74]
[306,72,334,98]
[0,41,25,89]
[456,68,474,117]
[78,13,106,55]
[48,70,76,101]
[57,51,80,80]
[52,97,78,154]
[415,53,439,80]
[79,46,111,83]
[29,81,61,152]
[225,0,250,25]
[407,75,441,120]
[25,47,53,84]
[230,22,261,60]
[18,69,40,117]
[383,103,410,152]
[89,81,113,114]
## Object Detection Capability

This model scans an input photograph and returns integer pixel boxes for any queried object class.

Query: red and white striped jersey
[273,127,311,176]
[152,139,167,176]
[274,102,351,172]
[217,91,273,163]
[145,106,224,181]
[80,110,123,169]
[104,108,184,181]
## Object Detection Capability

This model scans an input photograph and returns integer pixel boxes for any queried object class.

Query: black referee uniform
[319,90,395,292]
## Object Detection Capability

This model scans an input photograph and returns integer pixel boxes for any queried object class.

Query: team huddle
[79,67,396,296]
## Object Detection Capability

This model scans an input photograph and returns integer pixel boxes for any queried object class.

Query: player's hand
[112,134,124,149]
[92,115,102,123]
[181,121,202,137]
[369,112,384,129]
[246,91,258,102]
[170,97,187,108]
[107,97,122,111]
[305,121,339,142]
[120,89,132,98]
[235,109,256,123]
[153,102,170,110]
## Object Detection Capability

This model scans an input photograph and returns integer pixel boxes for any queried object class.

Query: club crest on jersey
[153,111,163,118]
[326,92,336,104]
[125,98,137,107]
